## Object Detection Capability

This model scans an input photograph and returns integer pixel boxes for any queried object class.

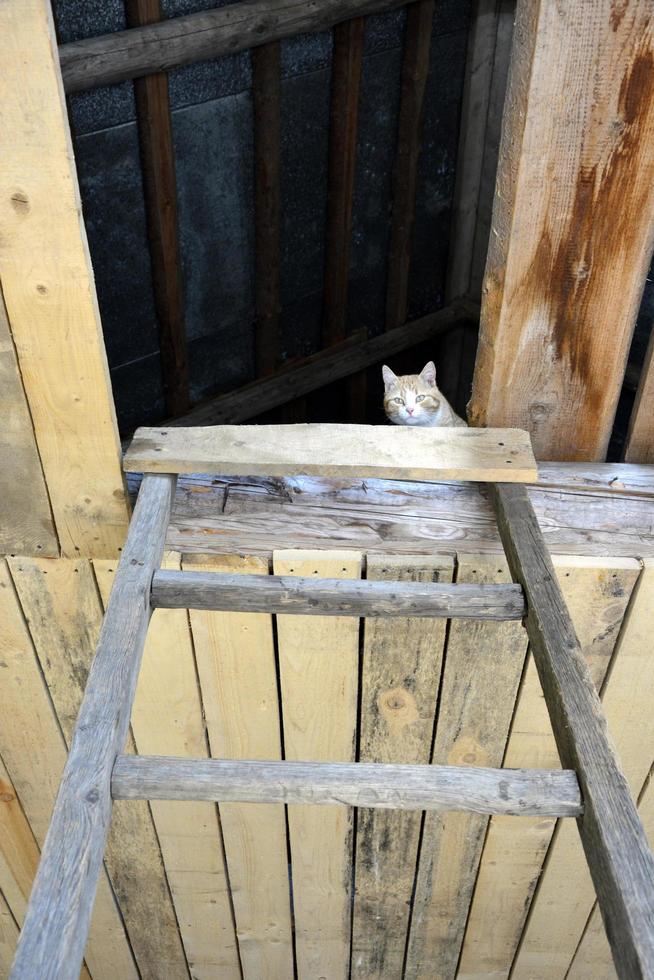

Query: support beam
[491,482,654,979]
[469,2,654,461]
[126,0,190,417]
[59,0,410,93]
[151,569,525,619]
[10,474,175,980]
[625,326,654,462]
[111,756,582,818]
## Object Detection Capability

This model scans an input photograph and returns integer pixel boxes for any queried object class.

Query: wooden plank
[10,475,175,980]
[151,568,525,619]
[351,555,448,978]
[9,552,189,980]
[445,0,500,301]
[0,891,20,980]
[404,554,528,980]
[94,554,242,979]
[252,42,281,376]
[126,0,189,417]
[0,284,57,557]
[60,0,411,92]
[0,0,129,558]
[185,554,294,980]
[385,1,434,329]
[491,483,654,979]
[125,423,537,481]
[457,555,640,979]
[167,303,462,426]
[469,2,654,461]
[625,325,654,463]
[274,550,361,979]
[510,560,654,980]
[0,560,137,980]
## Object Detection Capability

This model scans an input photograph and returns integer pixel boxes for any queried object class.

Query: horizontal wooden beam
[124,423,537,482]
[166,303,462,427]
[59,0,410,93]
[151,569,525,620]
[111,756,583,818]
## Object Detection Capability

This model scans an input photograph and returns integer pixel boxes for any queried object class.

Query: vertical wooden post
[252,42,282,377]
[126,0,190,418]
[385,0,434,331]
[469,1,654,461]
[625,325,654,462]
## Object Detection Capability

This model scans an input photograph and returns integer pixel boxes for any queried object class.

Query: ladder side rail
[491,482,654,980]
[10,473,177,980]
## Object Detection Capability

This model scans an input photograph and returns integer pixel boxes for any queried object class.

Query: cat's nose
[407,407,414,415]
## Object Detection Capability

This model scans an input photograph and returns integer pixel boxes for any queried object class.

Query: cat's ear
[382,365,397,388]
[420,361,437,386]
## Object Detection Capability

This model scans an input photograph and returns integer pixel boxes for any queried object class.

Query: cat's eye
[416,395,425,402]
[393,397,405,405]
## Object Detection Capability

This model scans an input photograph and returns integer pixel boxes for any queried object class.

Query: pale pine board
[0,0,129,557]
[351,555,453,978]
[626,328,654,463]
[0,560,137,980]
[274,550,362,979]
[0,754,40,929]
[404,555,528,980]
[0,890,19,979]
[95,555,241,980]
[512,561,654,979]
[184,553,294,980]
[457,557,640,979]
[0,288,57,557]
[8,557,188,980]
[124,423,537,482]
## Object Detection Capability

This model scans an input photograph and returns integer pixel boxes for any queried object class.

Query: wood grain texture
[625,324,654,463]
[385,0,434,329]
[0,558,137,980]
[0,284,57,557]
[165,303,462,426]
[10,475,175,980]
[126,0,189,417]
[252,42,281,376]
[469,1,654,461]
[405,554,528,980]
[125,423,537,481]
[185,554,293,980]
[512,561,654,980]
[0,892,19,980]
[274,550,361,979]
[0,0,129,557]
[94,554,241,980]
[491,483,654,979]
[457,555,640,980]
[9,555,189,980]
[0,755,41,929]
[60,0,409,92]
[152,568,525,619]
[351,556,449,978]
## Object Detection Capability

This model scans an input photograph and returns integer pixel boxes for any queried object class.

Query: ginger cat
[382,361,466,427]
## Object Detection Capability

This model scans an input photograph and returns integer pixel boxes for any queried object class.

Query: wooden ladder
[10,425,654,980]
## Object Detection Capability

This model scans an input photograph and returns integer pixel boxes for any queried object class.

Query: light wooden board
[9,556,188,980]
[0,559,137,980]
[351,555,453,978]
[274,550,361,979]
[0,0,129,557]
[457,556,640,979]
[184,553,294,980]
[94,554,241,980]
[626,325,654,463]
[0,285,57,557]
[511,560,654,979]
[124,424,537,482]
[0,890,19,980]
[469,1,654,460]
[405,554,529,980]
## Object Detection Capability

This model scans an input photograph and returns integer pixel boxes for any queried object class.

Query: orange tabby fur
[382,361,466,427]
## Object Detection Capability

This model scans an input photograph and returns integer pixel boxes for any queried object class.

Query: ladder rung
[151,569,526,620]
[111,756,582,818]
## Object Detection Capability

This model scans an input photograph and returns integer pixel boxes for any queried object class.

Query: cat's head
[382,361,441,425]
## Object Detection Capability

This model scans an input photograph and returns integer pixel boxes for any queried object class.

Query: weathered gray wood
[59,0,410,93]
[151,568,525,619]
[111,755,582,817]
[491,482,654,980]
[10,474,176,980]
